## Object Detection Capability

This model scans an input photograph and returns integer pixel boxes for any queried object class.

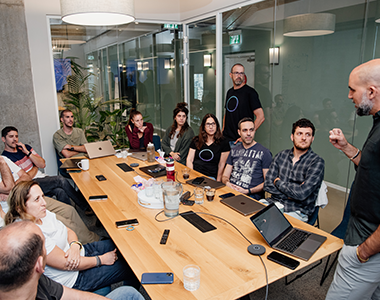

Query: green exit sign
[229,35,241,45]
[164,24,178,29]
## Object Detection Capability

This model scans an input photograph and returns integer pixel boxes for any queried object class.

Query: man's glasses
[205,122,216,127]
[232,72,245,76]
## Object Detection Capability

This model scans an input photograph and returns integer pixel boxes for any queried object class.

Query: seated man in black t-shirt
[0,221,143,300]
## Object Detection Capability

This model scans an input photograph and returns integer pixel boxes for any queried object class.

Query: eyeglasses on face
[205,122,216,127]
[232,72,245,76]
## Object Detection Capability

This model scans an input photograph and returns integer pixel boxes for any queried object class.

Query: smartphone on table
[141,272,174,284]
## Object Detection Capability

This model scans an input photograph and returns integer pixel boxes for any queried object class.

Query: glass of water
[194,187,204,204]
[183,265,200,291]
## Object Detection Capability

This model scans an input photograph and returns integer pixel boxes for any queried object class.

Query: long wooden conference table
[68,155,343,300]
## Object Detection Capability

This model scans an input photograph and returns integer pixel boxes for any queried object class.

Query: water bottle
[147,142,155,162]
[166,157,175,181]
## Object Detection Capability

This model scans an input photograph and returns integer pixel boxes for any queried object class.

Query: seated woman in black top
[187,114,230,181]
[125,109,153,150]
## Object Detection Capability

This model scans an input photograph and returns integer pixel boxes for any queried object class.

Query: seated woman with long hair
[187,114,230,181]
[5,181,141,293]
[162,102,194,165]
[125,109,153,150]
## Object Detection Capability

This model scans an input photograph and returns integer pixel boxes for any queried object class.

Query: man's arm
[222,164,233,184]
[357,225,380,262]
[17,143,46,168]
[329,128,361,166]
[253,108,265,131]
[15,168,33,183]
[61,145,87,158]
[274,158,325,201]
[263,158,281,195]
[0,156,15,193]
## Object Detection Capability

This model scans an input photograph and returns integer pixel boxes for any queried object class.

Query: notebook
[186,176,225,189]
[250,203,327,261]
[84,140,116,159]
[130,151,148,161]
[139,164,166,178]
[220,195,264,216]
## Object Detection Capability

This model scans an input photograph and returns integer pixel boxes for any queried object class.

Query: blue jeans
[106,286,145,300]
[35,176,88,210]
[72,240,140,292]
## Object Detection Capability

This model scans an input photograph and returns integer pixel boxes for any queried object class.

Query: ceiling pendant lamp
[60,0,135,26]
[283,13,335,37]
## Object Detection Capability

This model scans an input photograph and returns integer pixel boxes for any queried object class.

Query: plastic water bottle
[166,157,175,181]
[147,142,155,162]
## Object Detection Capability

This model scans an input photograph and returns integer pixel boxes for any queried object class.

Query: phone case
[219,192,235,199]
[141,272,174,284]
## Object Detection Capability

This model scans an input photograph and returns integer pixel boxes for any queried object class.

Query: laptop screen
[250,203,293,246]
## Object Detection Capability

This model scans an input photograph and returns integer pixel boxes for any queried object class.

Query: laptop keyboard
[277,230,310,253]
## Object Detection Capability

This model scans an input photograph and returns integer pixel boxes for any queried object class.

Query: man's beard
[356,93,374,116]
[234,78,243,86]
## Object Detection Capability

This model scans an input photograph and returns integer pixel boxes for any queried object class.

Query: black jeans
[35,176,88,210]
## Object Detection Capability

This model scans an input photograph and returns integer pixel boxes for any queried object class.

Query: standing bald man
[326,59,380,299]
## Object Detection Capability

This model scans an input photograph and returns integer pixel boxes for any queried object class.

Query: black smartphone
[89,195,108,201]
[219,192,235,199]
[267,251,300,270]
[192,177,204,185]
[115,219,139,228]
[95,175,107,181]
[141,272,173,284]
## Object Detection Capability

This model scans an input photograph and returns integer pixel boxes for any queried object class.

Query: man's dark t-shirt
[36,274,63,300]
[223,85,262,142]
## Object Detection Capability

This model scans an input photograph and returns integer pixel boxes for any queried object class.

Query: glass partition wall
[51,21,183,139]
[50,0,380,192]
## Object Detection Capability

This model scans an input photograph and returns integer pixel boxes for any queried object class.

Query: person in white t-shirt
[5,181,140,292]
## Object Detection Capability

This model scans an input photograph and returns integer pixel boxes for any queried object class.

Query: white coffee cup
[77,159,89,171]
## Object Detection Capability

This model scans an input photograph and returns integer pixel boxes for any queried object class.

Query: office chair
[153,134,161,151]
[55,149,71,179]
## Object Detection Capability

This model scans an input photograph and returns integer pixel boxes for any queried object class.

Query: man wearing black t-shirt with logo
[222,63,265,148]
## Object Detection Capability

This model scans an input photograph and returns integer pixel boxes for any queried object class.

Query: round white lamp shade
[61,0,135,26]
[284,13,335,37]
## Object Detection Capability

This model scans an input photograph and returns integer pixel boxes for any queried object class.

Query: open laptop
[250,203,327,261]
[186,176,225,189]
[60,158,81,169]
[84,140,115,159]
[221,195,264,216]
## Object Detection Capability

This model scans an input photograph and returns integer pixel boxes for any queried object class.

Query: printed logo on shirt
[199,149,214,162]
[226,96,239,113]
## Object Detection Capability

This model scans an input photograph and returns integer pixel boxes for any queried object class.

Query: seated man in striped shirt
[263,118,325,222]
[1,126,90,214]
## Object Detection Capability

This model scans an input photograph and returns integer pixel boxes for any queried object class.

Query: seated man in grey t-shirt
[222,117,272,200]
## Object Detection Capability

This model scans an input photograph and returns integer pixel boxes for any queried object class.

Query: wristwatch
[70,146,74,151]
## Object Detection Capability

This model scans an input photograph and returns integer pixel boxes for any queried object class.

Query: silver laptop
[221,195,264,216]
[130,151,148,161]
[250,203,327,261]
[60,158,81,169]
[84,140,116,159]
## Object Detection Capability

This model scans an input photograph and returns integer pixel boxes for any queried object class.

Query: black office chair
[320,187,351,285]
[153,134,161,151]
